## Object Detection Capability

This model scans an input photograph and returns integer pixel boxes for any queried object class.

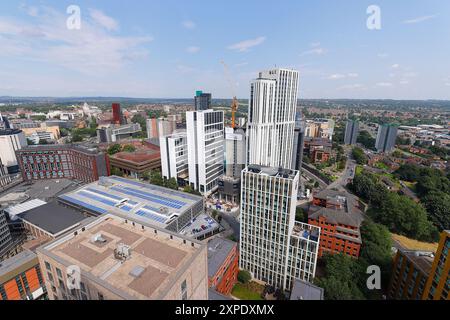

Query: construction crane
[220,61,239,128]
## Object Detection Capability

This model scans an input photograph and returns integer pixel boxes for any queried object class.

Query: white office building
[0,129,27,173]
[186,110,224,196]
[240,165,320,291]
[246,69,299,169]
[160,130,189,183]
[147,118,176,139]
[224,127,246,178]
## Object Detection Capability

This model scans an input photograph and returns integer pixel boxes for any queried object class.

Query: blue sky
[0,0,449,99]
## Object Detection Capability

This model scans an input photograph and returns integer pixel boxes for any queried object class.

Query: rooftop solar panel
[85,187,124,201]
[59,195,108,215]
[78,190,118,207]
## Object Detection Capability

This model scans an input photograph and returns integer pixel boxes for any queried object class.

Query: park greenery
[394,163,450,231]
[315,220,393,300]
[349,170,439,242]
[357,130,376,150]
[352,147,368,165]
[107,144,137,155]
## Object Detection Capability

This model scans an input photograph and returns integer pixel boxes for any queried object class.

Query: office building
[246,69,299,169]
[344,120,359,145]
[112,103,125,125]
[388,249,434,300]
[147,118,176,140]
[304,119,335,141]
[376,124,398,153]
[304,138,332,163]
[21,123,61,144]
[423,230,450,300]
[0,160,12,189]
[109,142,161,179]
[194,91,212,111]
[160,131,189,184]
[0,129,27,174]
[208,238,239,296]
[292,113,306,171]
[36,214,208,300]
[218,127,246,205]
[186,110,224,196]
[240,165,320,291]
[16,145,110,184]
[58,176,205,234]
[0,250,46,300]
[0,210,13,258]
[308,189,364,258]
[97,123,142,143]
[224,127,246,178]
[0,114,11,130]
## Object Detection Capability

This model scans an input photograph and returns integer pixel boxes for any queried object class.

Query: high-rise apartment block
[240,165,320,291]
[146,118,176,140]
[16,145,110,184]
[0,210,13,258]
[344,120,359,145]
[97,123,142,143]
[423,230,449,300]
[246,69,299,169]
[112,103,126,125]
[376,124,398,153]
[194,91,212,111]
[36,214,208,300]
[292,113,306,171]
[186,110,224,196]
[160,131,189,184]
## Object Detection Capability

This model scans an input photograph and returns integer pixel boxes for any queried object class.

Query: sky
[0,0,449,100]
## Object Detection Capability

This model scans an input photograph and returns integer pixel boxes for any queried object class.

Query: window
[56,268,63,279]
[45,261,51,271]
[98,292,104,300]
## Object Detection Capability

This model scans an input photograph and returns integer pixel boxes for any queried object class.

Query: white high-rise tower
[246,69,299,169]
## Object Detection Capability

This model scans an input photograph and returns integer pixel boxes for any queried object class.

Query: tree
[26,138,35,145]
[149,170,164,186]
[165,177,178,190]
[314,254,366,300]
[357,130,376,150]
[421,191,450,231]
[131,114,147,133]
[122,144,137,153]
[237,270,252,284]
[352,147,368,165]
[295,207,308,223]
[38,139,48,145]
[71,133,83,143]
[110,167,124,177]
[107,144,122,155]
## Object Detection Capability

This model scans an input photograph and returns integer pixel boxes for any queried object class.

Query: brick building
[308,189,364,258]
[16,145,110,184]
[207,238,239,296]
[0,250,46,300]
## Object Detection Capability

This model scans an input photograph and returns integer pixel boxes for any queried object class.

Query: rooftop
[38,214,204,300]
[0,128,22,136]
[245,165,298,180]
[17,143,102,155]
[180,213,219,240]
[58,176,203,229]
[207,238,236,278]
[290,279,324,300]
[0,250,38,282]
[18,202,90,237]
[401,249,435,275]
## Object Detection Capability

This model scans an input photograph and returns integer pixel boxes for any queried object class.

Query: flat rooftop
[39,215,203,300]
[58,176,203,229]
[179,213,219,240]
[207,238,236,278]
[290,279,324,300]
[0,179,81,207]
[245,165,298,180]
[18,202,89,237]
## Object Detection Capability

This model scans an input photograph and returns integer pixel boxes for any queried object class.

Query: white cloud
[376,82,393,87]
[234,62,249,67]
[89,9,119,31]
[378,53,389,58]
[176,64,196,73]
[327,73,358,80]
[186,46,200,54]
[227,36,266,52]
[300,47,326,56]
[310,42,321,48]
[399,80,410,85]
[403,15,437,24]
[391,64,400,69]
[0,6,152,75]
[328,74,346,80]
[337,84,365,90]
[182,20,196,29]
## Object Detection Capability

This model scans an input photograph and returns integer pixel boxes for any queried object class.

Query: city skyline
[0,0,449,100]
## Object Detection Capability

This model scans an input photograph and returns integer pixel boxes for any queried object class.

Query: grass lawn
[355,165,364,175]
[392,233,439,252]
[231,282,264,300]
